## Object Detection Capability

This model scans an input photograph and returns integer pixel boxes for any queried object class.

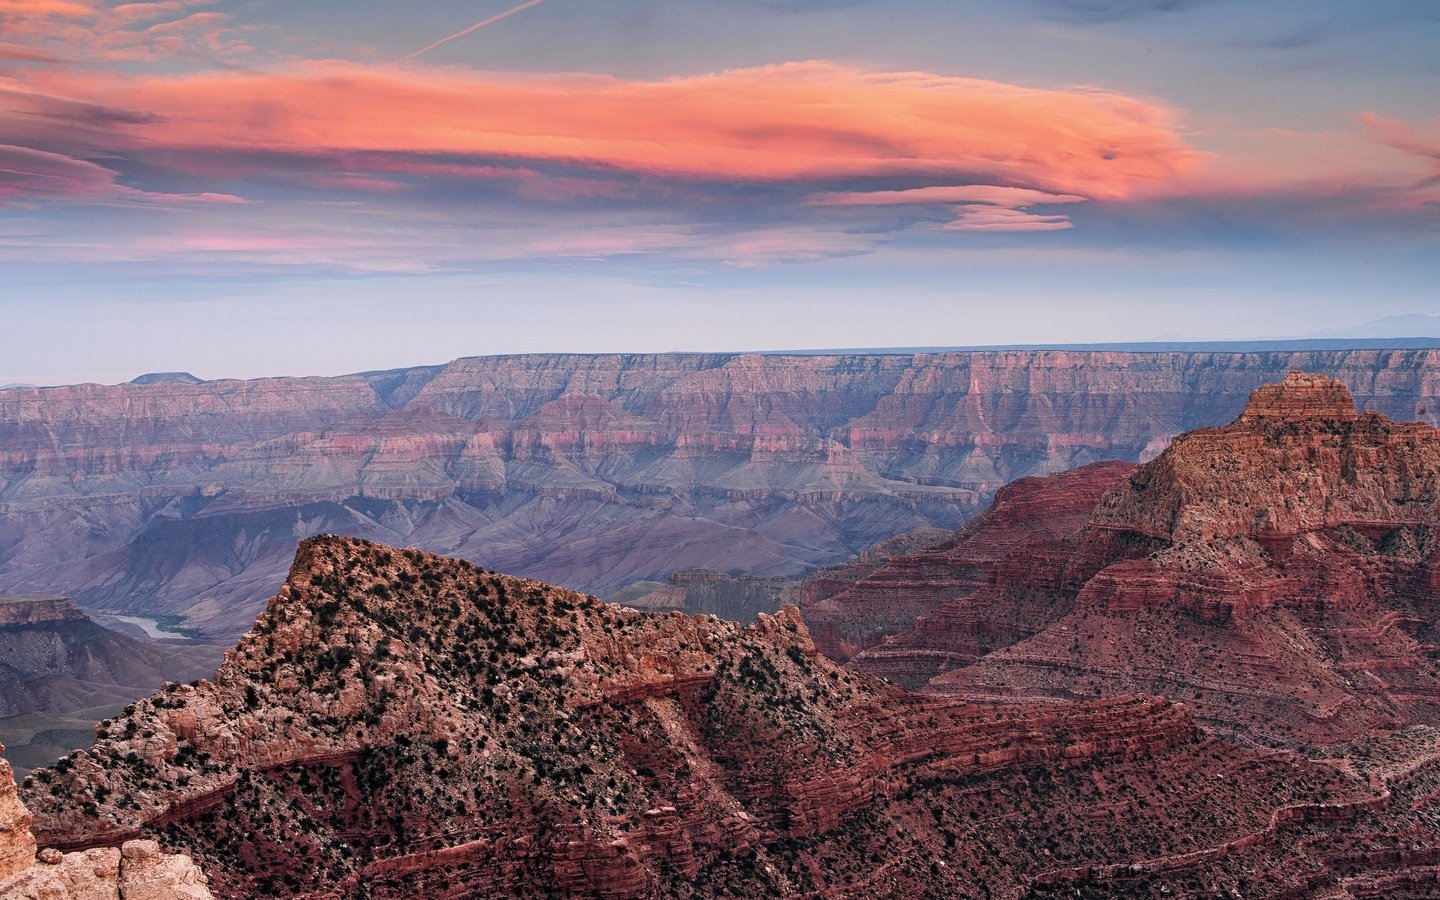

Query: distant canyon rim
[5,349,1440,641]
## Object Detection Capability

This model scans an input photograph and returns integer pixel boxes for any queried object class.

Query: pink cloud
[1,0,250,62]
[0,142,244,205]
[1362,113,1440,163]
[68,60,1198,199]
[0,143,119,200]
[0,41,63,62]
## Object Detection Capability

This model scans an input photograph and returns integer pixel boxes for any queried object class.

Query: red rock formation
[4,350,1440,640]
[857,373,1440,747]
[0,745,36,882]
[25,535,1440,897]
[800,460,1133,660]
[0,742,213,898]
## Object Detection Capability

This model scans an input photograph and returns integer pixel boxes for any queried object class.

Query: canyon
[5,349,1440,639]
[21,533,1440,898]
[0,597,216,721]
[19,373,1440,895]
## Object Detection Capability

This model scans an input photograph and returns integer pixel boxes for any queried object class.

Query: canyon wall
[4,350,1440,636]
[841,374,1440,747]
[26,536,1440,898]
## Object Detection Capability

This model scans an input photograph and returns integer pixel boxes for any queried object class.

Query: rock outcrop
[5,350,1440,638]
[854,373,1440,747]
[23,535,1440,897]
[800,460,1134,661]
[0,747,35,882]
[0,743,212,899]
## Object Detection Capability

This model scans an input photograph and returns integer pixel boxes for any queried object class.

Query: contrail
[391,0,547,65]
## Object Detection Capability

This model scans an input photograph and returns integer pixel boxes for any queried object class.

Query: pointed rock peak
[1237,371,1356,424]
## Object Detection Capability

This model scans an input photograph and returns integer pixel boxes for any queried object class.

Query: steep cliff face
[27,536,1440,898]
[855,374,1440,747]
[0,596,219,718]
[800,461,1134,661]
[0,745,35,882]
[5,350,1440,638]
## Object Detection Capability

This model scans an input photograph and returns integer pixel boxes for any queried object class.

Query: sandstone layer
[853,373,1440,747]
[23,536,1440,897]
[5,350,1440,638]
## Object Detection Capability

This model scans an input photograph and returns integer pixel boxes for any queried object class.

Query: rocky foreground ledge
[1,742,212,899]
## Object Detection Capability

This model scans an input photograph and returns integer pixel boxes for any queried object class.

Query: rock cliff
[24,535,1440,897]
[853,373,1440,747]
[5,350,1440,638]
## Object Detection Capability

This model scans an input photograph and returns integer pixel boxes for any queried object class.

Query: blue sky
[0,0,1435,383]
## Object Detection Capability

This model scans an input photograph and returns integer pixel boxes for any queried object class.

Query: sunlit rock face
[851,373,1440,747]
[0,743,213,899]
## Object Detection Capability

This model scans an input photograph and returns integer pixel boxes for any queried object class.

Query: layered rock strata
[24,535,1440,897]
[0,742,212,899]
[852,373,1440,747]
[800,460,1134,661]
[5,350,1440,637]
[0,596,219,718]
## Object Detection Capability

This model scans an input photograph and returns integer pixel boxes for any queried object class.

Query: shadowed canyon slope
[0,596,217,719]
[24,535,1440,898]
[838,373,1440,748]
[6,350,1440,637]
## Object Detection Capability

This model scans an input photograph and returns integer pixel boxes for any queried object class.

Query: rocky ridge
[25,534,1440,897]
[5,350,1440,638]
[0,742,212,898]
[847,373,1440,747]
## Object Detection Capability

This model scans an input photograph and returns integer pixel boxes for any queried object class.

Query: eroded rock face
[800,460,1135,661]
[5,350,1440,638]
[855,374,1440,746]
[0,744,212,899]
[23,535,1440,897]
[0,746,36,882]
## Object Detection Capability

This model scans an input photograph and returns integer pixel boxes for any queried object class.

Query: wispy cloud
[0,0,253,62]
[811,186,1088,206]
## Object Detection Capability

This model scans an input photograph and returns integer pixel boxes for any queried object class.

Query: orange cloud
[0,0,246,61]
[0,0,95,17]
[79,60,1199,199]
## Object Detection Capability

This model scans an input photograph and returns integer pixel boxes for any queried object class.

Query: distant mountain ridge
[766,337,1440,354]
[128,372,203,386]
[6,349,1440,637]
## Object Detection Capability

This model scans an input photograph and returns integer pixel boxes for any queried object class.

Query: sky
[0,0,1436,384]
